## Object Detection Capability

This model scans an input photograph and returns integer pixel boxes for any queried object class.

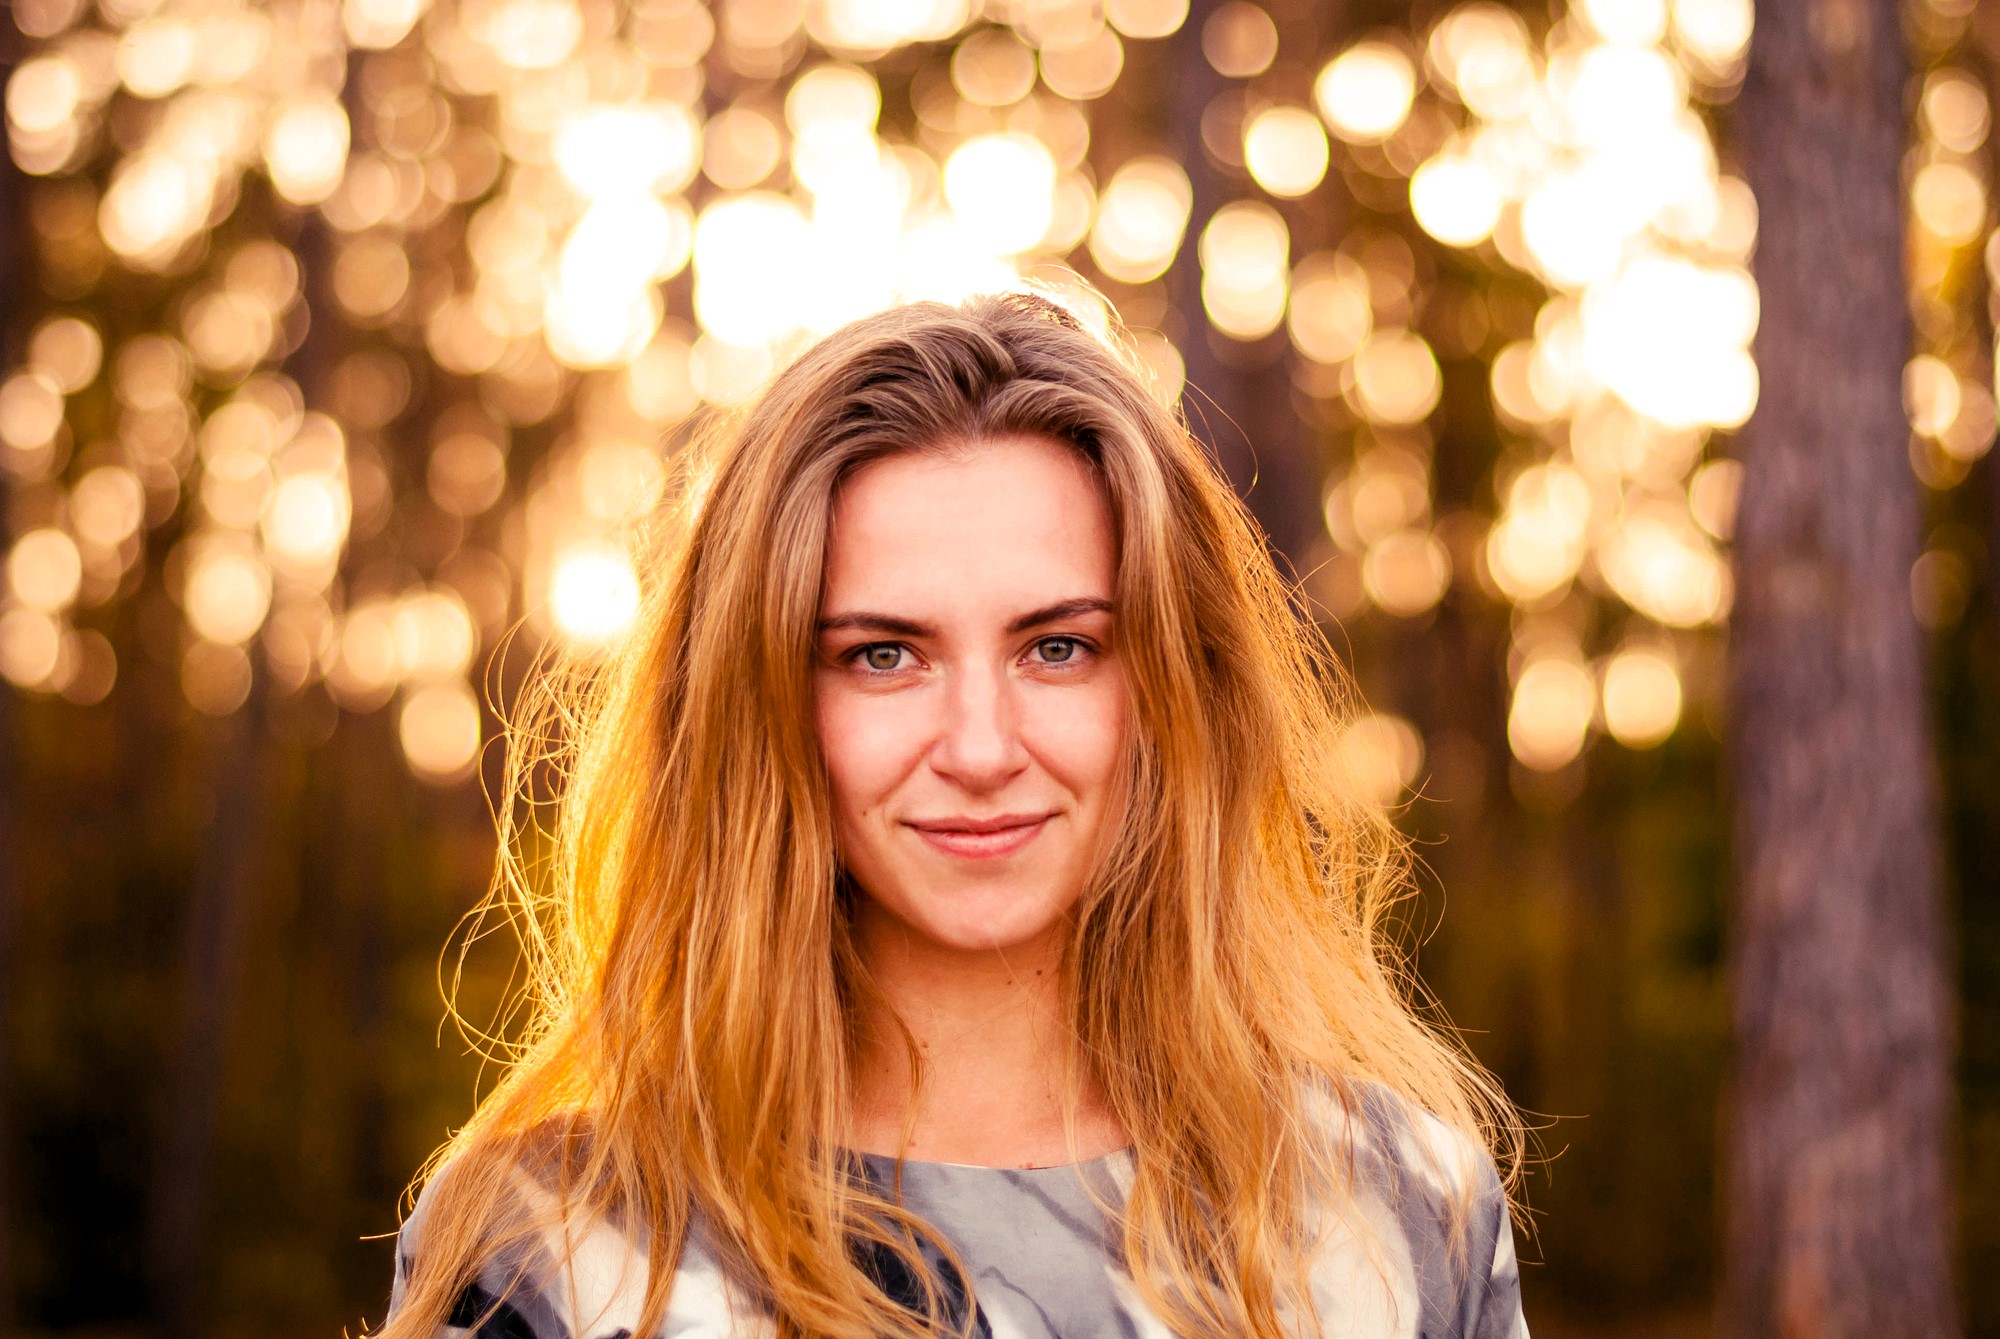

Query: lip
[904,812,1055,859]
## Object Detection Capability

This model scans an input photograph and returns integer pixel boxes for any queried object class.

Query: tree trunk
[0,33,27,1335]
[1164,0,1321,568]
[147,155,344,1339]
[1725,1,1958,1335]
[144,676,271,1339]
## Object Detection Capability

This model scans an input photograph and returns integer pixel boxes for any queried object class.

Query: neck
[846,905,1126,1169]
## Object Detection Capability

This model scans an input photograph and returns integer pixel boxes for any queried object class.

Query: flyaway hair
[376,290,1523,1339]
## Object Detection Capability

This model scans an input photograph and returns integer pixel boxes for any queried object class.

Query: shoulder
[387,1136,773,1339]
[1317,1080,1502,1208]
[1301,1080,1528,1339]
[388,1138,613,1339]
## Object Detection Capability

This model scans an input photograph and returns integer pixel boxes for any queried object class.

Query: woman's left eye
[1030,636,1086,665]
[853,643,909,672]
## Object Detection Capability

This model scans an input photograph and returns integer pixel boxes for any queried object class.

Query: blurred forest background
[0,0,1994,1334]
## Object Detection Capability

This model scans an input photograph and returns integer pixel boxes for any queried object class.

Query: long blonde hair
[379,291,1521,1339]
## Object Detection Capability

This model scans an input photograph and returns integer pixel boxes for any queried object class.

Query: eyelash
[843,636,1097,675]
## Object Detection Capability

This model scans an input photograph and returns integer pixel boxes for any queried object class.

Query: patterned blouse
[387,1086,1529,1339]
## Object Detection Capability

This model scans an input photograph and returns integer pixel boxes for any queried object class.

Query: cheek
[1029,672,1129,801]
[814,683,930,816]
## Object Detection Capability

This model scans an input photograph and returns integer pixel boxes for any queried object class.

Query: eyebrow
[1006,597,1115,634]
[816,611,935,638]
[816,597,1114,638]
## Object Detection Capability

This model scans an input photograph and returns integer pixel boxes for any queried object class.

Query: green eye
[1036,637,1079,663]
[860,644,906,671]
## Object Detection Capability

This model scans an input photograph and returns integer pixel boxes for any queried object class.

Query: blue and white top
[387,1087,1529,1339]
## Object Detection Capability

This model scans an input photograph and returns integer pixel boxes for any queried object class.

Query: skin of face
[813,433,1128,963]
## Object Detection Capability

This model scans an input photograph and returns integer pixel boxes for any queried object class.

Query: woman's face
[814,434,1127,959]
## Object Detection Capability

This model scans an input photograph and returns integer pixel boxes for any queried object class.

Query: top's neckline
[853,1145,1135,1174]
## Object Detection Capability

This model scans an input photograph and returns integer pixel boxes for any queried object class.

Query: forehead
[821,435,1116,610]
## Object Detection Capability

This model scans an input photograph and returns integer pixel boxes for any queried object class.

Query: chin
[878,878,1076,956]
[921,915,1066,956]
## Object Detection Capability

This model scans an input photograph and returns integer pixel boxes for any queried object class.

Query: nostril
[933,675,1026,772]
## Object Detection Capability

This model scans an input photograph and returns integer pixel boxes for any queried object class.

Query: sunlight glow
[549,544,641,646]
[1316,41,1416,143]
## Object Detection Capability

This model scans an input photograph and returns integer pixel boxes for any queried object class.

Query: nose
[928,661,1030,792]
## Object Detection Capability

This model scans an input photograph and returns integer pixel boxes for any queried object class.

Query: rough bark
[1725,0,1959,1334]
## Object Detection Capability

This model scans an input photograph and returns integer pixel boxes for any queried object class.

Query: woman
[379,292,1528,1339]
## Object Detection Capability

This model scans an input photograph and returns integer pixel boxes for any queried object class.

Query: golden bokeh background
[3,0,1997,1334]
